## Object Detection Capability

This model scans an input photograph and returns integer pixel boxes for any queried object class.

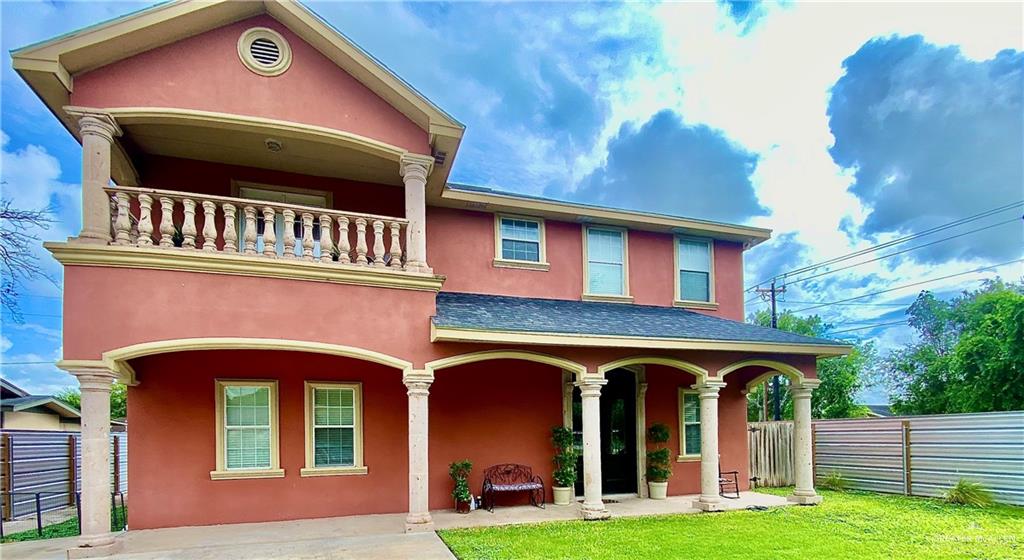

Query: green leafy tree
[884,280,1024,414]
[746,309,873,420]
[56,383,128,420]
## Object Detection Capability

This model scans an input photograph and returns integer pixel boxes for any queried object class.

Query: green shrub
[551,426,578,487]
[449,459,473,503]
[646,423,672,483]
[945,479,993,507]
[819,471,848,491]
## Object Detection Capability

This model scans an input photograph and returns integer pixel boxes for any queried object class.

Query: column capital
[65,106,122,140]
[691,380,727,397]
[399,153,434,181]
[574,374,607,397]
[792,379,821,399]
[403,368,434,395]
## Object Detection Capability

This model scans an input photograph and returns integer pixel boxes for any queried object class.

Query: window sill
[582,293,634,304]
[492,258,550,271]
[300,466,369,477]
[673,300,719,310]
[210,468,285,480]
[676,455,701,463]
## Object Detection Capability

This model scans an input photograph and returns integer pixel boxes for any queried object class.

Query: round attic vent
[238,27,291,77]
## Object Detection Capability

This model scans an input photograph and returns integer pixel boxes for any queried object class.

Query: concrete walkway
[1,492,787,560]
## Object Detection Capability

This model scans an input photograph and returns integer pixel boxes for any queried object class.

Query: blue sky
[1,1,1021,403]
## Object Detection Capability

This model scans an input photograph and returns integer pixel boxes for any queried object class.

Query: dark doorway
[572,368,638,496]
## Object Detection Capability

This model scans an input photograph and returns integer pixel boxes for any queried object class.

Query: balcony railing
[105,186,408,269]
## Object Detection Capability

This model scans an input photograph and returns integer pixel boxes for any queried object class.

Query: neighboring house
[0,379,81,431]
[864,404,894,418]
[12,0,849,555]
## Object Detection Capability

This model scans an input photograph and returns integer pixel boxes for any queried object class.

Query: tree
[746,309,874,420]
[56,383,128,420]
[0,197,55,322]
[883,280,1024,414]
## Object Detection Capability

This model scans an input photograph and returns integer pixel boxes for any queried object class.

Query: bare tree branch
[0,195,57,322]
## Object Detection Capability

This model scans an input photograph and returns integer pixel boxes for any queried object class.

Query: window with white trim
[677,237,712,302]
[303,382,365,476]
[213,380,281,479]
[678,389,701,458]
[499,217,542,262]
[586,226,626,296]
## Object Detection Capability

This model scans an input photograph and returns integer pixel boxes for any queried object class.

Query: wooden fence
[0,430,127,519]
[748,411,1024,505]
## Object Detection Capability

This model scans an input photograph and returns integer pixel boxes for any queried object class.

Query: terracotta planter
[553,486,574,506]
[455,499,471,514]
[648,481,668,500]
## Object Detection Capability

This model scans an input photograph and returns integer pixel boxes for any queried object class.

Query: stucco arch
[90,337,412,384]
[718,359,806,385]
[425,350,587,377]
[596,356,708,383]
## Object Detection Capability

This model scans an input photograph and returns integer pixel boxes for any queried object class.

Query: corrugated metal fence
[750,411,1024,505]
[0,430,127,519]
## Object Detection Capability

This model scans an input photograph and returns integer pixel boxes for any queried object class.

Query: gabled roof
[432,292,851,356]
[1,378,30,399]
[1,396,82,420]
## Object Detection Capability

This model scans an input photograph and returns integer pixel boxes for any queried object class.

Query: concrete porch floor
[1,492,788,560]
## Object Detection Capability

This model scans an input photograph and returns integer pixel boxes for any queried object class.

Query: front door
[573,368,638,495]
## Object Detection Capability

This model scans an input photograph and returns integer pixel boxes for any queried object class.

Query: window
[493,215,548,270]
[302,382,366,477]
[676,237,714,304]
[678,389,701,459]
[212,380,282,480]
[585,226,629,298]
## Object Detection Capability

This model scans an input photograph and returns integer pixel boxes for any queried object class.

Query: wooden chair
[720,460,741,499]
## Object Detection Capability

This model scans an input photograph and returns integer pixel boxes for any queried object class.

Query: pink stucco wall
[71,15,429,154]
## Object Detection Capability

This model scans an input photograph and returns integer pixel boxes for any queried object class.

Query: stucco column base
[581,504,610,520]
[67,535,122,559]
[404,514,435,533]
[787,493,823,505]
[692,499,725,512]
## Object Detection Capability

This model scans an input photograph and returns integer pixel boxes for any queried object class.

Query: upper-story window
[493,215,549,271]
[584,226,629,299]
[676,237,714,304]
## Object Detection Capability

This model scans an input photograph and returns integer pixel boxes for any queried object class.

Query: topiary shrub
[449,459,473,504]
[551,426,578,488]
[945,479,993,507]
[646,422,672,483]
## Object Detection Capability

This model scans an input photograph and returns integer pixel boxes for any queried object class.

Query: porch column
[576,374,609,520]
[67,109,121,245]
[789,380,823,505]
[69,366,122,556]
[692,380,727,512]
[403,368,434,530]
[399,154,434,274]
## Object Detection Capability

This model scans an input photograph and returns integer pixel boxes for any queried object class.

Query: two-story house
[12,0,848,556]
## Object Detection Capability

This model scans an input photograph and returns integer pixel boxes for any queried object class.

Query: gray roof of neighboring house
[865,404,893,417]
[0,396,81,418]
[433,292,846,347]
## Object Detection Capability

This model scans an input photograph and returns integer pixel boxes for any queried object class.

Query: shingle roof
[433,292,845,348]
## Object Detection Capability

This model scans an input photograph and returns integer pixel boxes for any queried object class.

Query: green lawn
[438,489,1024,560]
[1,506,126,543]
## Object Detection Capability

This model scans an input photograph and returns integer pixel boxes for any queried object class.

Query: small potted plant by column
[551,426,578,506]
[646,422,671,500]
[449,459,473,513]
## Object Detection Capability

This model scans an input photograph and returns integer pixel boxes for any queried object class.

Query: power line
[780,301,910,307]
[0,361,55,366]
[828,320,908,335]
[789,258,1023,313]
[747,200,1024,291]
[1,312,62,319]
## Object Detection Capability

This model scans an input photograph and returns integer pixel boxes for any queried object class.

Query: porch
[0,492,787,560]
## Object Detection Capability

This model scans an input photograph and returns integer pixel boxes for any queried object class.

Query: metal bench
[720,464,740,499]
[481,463,545,511]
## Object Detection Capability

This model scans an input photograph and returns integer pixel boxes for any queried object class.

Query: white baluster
[158,197,174,248]
[354,217,368,265]
[243,206,258,255]
[201,200,218,252]
[261,207,277,257]
[372,220,386,266]
[336,216,351,264]
[301,213,315,261]
[137,194,154,247]
[113,192,131,246]
[282,209,296,259]
[222,203,238,253]
[181,198,197,249]
[389,221,403,267]
[319,214,334,264]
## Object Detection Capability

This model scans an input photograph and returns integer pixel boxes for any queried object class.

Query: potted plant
[551,426,578,506]
[449,459,473,513]
[646,422,671,500]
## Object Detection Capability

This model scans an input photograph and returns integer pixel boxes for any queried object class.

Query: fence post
[76,492,82,535]
[68,435,77,506]
[902,419,912,496]
[112,436,121,494]
[1,434,12,521]
[35,493,43,536]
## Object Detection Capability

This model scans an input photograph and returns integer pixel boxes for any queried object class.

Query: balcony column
[399,154,434,274]
[67,109,122,244]
[403,368,434,531]
[692,380,727,512]
[577,373,609,520]
[789,379,823,505]
[64,365,122,557]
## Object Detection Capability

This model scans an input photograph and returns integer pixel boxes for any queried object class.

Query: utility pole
[755,279,786,420]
